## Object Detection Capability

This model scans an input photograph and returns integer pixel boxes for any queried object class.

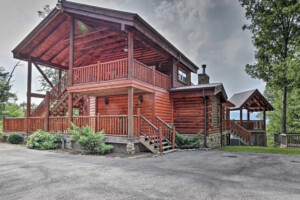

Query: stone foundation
[206,133,222,148]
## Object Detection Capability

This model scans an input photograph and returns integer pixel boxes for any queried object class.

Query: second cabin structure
[3,1,273,153]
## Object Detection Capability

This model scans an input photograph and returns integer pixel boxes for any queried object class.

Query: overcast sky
[0,0,265,104]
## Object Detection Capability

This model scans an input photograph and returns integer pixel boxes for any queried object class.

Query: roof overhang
[12,0,198,73]
[169,83,228,102]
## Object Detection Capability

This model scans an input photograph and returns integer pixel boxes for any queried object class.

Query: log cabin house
[3,0,273,153]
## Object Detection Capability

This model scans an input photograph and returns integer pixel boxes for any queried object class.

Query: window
[178,69,187,83]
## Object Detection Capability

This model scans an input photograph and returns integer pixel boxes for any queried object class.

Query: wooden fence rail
[73,58,171,90]
[3,117,45,132]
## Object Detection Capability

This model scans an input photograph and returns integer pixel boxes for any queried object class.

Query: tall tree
[0,67,17,119]
[240,0,300,133]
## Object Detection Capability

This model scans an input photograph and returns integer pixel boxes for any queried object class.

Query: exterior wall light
[105,98,109,105]
[138,95,143,104]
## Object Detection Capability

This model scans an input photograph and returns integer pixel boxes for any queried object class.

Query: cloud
[0,0,264,104]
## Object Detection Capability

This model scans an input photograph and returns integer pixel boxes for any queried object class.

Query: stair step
[162,149,177,155]
[155,145,172,151]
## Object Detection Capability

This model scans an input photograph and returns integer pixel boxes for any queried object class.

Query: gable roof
[12,0,198,72]
[228,89,274,111]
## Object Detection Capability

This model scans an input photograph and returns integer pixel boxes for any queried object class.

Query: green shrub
[175,132,202,149]
[170,124,202,149]
[27,130,61,150]
[8,133,23,144]
[69,123,113,154]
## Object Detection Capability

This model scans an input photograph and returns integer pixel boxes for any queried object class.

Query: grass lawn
[217,146,300,155]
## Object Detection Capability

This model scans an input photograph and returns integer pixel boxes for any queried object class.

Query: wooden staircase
[139,115,176,154]
[30,74,83,117]
[224,120,252,145]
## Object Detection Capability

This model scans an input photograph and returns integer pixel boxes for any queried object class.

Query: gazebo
[223,89,274,146]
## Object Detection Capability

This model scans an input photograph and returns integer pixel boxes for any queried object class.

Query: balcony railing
[73,58,171,90]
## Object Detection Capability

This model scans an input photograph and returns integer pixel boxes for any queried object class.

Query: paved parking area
[1,143,300,200]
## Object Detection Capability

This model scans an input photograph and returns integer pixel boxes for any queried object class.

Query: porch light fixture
[104,98,109,105]
[138,95,143,104]
[124,45,128,52]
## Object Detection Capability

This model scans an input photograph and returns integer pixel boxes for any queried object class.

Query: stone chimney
[198,64,209,84]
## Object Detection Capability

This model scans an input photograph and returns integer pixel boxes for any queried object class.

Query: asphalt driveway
[1,143,300,200]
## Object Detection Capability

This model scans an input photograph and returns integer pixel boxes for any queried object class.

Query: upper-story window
[178,68,187,83]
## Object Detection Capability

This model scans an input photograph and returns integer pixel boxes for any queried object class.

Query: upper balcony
[71,58,171,91]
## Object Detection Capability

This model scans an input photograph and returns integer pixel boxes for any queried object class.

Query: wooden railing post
[159,127,163,153]
[44,91,50,132]
[68,92,73,129]
[172,127,176,149]
[137,108,141,136]
[152,66,156,86]
[97,61,100,83]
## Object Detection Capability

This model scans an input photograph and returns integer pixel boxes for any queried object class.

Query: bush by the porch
[69,124,113,155]
[175,132,202,149]
[8,133,23,144]
[27,130,61,150]
[170,124,202,149]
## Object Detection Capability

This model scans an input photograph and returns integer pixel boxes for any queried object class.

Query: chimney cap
[202,64,206,68]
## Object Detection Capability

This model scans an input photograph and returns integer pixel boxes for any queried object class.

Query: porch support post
[263,109,266,131]
[68,92,73,129]
[26,58,32,133]
[58,69,62,93]
[68,16,74,87]
[128,32,134,80]
[239,108,243,125]
[44,91,50,131]
[26,58,32,118]
[128,86,134,137]
[247,109,250,122]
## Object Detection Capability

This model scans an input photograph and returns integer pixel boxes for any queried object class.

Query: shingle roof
[229,89,256,110]
[169,83,227,100]
[228,89,274,111]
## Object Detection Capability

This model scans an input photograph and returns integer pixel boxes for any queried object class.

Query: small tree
[0,67,17,119]
[69,124,113,154]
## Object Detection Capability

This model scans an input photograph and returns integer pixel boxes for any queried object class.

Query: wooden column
[128,86,134,137]
[44,91,50,131]
[68,92,73,129]
[58,69,62,93]
[128,32,134,80]
[68,17,74,87]
[26,58,32,118]
[26,58,32,133]
[263,109,266,131]
[247,109,250,122]
[240,109,243,125]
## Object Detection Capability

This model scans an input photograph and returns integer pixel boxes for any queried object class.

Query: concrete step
[162,149,177,155]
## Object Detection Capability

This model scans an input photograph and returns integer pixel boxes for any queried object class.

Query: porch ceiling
[13,11,169,70]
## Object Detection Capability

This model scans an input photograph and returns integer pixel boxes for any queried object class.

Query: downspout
[203,89,207,148]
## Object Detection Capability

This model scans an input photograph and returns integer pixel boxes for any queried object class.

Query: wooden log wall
[154,91,172,124]
[173,97,212,135]
[96,93,153,121]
